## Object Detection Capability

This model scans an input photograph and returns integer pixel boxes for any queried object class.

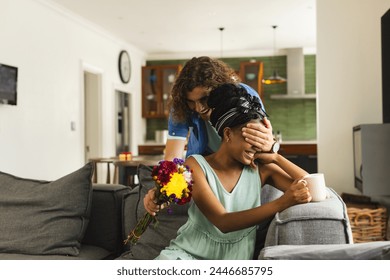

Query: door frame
[80,61,103,163]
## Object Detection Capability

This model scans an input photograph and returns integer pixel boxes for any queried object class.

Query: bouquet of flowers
[124,158,193,245]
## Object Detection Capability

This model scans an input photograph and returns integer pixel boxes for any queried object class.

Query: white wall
[317,0,389,194]
[0,0,146,180]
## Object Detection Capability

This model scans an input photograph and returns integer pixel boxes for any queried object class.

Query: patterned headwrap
[214,93,268,135]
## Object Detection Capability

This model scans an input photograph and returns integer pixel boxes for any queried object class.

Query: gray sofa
[118,164,390,260]
[2,163,388,260]
[0,163,131,260]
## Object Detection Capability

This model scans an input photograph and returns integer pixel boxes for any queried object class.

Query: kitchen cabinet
[142,64,182,118]
[138,143,188,156]
[138,144,165,155]
[239,61,264,100]
[279,143,318,173]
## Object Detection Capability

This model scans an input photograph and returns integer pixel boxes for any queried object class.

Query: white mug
[303,173,327,202]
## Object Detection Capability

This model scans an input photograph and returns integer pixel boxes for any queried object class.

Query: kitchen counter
[138,143,165,155]
[278,142,317,173]
[140,141,166,145]
[279,140,317,145]
[139,141,317,157]
[279,142,317,156]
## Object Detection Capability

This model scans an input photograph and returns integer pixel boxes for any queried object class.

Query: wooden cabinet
[279,144,318,173]
[142,64,182,118]
[239,61,264,100]
[138,145,165,155]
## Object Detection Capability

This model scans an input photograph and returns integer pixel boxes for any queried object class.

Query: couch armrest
[261,184,283,204]
[82,184,131,258]
[264,187,353,247]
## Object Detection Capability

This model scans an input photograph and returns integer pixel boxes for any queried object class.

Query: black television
[353,124,390,196]
[0,63,18,106]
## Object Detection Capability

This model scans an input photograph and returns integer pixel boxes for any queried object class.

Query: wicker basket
[347,206,388,243]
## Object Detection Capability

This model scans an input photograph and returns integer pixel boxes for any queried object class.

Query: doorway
[84,70,102,163]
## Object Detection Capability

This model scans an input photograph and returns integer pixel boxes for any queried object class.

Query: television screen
[0,63,18,105]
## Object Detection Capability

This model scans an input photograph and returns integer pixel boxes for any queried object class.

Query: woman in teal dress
[155,84,312,260]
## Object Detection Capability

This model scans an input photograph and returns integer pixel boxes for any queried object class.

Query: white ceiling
[47,0,316,58]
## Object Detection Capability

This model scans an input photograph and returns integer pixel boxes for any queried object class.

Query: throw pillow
[0,163,93,256]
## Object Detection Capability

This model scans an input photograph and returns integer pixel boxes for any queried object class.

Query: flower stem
[124,212,156,245]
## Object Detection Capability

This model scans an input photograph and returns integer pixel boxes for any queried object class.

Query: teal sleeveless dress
[155,154,261,260]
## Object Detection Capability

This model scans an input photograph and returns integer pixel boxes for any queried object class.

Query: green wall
[146,55,316,141]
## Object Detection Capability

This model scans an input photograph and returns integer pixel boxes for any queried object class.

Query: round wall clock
[118,50,131,83]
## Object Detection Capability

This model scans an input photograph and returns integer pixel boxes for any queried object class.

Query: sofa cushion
[0,163,93,256]
[259,241,390,260]
[119,164,189,260]
[0,245,110,260]
[82,184,131,258]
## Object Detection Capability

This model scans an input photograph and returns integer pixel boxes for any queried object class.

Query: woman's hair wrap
[208,83,268,137]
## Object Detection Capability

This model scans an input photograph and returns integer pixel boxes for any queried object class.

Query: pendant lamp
[262,25,287,84]
[219,27,225,58]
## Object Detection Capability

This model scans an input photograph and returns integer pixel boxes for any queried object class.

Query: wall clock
[118,50,131,83]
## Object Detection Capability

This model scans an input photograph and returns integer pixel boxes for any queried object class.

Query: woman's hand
[242,118,274,152]
[283,179,312,205]
[252,151,278,165]
[143,188,164,216]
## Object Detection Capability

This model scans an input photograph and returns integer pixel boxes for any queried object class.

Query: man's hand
[242,118,274,152]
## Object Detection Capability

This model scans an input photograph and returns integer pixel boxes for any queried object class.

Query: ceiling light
[219,27,225,58]
[262,25,287,85]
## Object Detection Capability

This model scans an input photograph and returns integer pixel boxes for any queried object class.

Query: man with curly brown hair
[164,56,275,161]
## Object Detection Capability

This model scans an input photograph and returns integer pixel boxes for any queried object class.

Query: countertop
[140,141,166,146]
[139,141,317,156]
[279,140,317,145]
[140,140,318,145]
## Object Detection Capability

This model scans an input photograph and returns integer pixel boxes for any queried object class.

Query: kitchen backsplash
[145,55,316,142]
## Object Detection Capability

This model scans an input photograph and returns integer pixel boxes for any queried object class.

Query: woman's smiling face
[226,119,260,165]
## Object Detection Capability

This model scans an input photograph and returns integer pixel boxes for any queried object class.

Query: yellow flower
[161,172,187,198]
[124,158,193,245]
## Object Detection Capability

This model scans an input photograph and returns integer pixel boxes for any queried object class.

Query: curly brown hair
[169,56,240,122]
